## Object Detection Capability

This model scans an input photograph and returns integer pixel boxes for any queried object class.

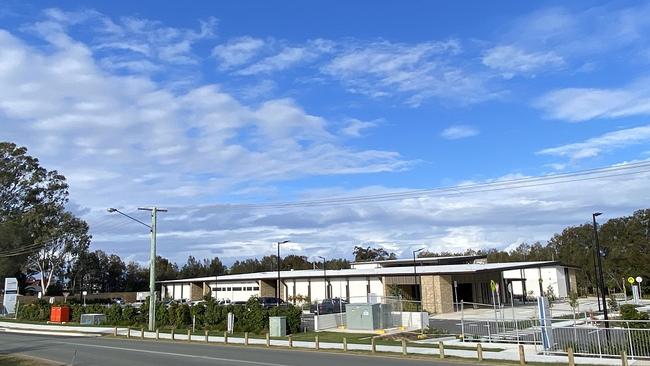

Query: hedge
[17,297,302,334]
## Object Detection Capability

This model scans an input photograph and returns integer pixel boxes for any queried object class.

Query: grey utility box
[345,303,381,331]
[80,313,106,325]
[269,316,287,337]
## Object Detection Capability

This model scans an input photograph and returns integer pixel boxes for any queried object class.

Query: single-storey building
[159,255,577,314]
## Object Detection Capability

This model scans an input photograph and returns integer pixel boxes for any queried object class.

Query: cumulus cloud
[0,18,407,212]
[440,125,479,140]
[340,118,378,137]
[86,166,650,264]
[482,45,564,78]
[538,125,650,160]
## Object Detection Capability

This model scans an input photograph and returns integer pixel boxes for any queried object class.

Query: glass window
[233,287,242,291]
[253,287,259,291]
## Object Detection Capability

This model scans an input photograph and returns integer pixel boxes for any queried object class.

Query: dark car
[258,297,285,309]
[310,298,348,314]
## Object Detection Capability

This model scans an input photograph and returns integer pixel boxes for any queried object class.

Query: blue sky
[1,1,650,265]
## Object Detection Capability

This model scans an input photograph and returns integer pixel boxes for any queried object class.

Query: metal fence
[461,315,650,359]
[313,295,425,332]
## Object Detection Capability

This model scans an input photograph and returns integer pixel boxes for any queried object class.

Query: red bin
[50,306,70,323]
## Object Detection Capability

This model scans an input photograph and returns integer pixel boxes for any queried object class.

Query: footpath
[0,320,643,365]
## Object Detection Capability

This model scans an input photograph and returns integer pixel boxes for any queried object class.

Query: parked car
[258,297,285,309]
[232,301,247,305]
[111,297,125,305]
[310,298,348,314]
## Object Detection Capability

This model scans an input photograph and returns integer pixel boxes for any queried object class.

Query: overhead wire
[171,160,650,211]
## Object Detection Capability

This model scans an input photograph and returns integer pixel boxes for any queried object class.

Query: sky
[1,1,650,266]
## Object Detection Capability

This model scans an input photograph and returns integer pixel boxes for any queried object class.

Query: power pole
[139,207,167,331]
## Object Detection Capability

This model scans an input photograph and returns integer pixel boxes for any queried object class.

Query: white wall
[210,281,259,302]
[503,266,568,298]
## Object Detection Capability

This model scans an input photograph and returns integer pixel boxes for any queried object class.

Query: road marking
[55,341,292,366]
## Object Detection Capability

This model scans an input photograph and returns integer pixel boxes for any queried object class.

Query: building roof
[351,254,487,266]
[158,260,561,284]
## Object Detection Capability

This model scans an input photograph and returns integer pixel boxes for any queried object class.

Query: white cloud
[482,45,564,78]
[86,165,650,264]
[0,21,408,211]
[340,118,378,137]
[212,36,265,69]
[321,40,495,106]
[538,125,650,160]
[236,39,334,75]
[440,125,479,140]
[534,79,650,122]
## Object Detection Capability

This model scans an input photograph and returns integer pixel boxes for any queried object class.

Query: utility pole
[108,207,166,331]
[276,240,290,303]
[317,256,327,298]
[412,248,425,301]
[592,212,609,325]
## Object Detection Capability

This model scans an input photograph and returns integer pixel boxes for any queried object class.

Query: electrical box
[269,316,286,337]
[345,303,382,331]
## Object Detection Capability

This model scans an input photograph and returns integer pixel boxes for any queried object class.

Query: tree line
[2,141,648,297]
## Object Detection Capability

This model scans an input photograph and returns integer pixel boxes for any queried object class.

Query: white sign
[227,312,234,334]
[637,276,643,283]
[82,291,88,296]
[453,280,458,288]
[2,278,18,314]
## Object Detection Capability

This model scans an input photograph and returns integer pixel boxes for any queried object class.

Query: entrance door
[456,283,474,303]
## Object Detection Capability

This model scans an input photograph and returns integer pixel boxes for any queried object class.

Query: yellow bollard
[622,351,629,366]
[401,339,407,355]
[266,333,270,348]
[187,329,192,342]
[171,328,175,341]
[205,330,209,343]
[371,337,376,354]
[477,343,483,361]
[156,328,160,340]
[245,332,249,346]
[113,327,118,337]
[519,344,526,365]
[439,341,445,359]
[141,327,145,339]
[224,331,228,344]
[126,328,131,339]
[343,337,347,352]
[315,335,319,350]
[288,335,293,348]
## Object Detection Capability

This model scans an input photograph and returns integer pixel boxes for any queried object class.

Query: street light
[412,248,425,301]
[108,207,167,331]
[276,240,290,304]
[317,256,328,298]
[592,212,609,324]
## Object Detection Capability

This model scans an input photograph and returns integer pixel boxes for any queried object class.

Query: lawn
[0,355,61,366]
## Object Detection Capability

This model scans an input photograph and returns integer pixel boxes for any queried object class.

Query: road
[0,332,472,366]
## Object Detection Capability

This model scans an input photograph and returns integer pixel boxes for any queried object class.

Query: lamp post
[276,240,290,304]
[108,207,167,331]
[412,248,425,301]
[590,243,602,312]
[317,256,327,298]
[592,212,608,323]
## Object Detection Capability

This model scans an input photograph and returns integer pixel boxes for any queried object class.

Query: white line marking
[55,341,292,366]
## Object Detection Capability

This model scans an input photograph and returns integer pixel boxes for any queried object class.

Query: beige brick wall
[568,269,578,294]
[190,283,203,300]
[259,280,276,297]
[420,275,454,314]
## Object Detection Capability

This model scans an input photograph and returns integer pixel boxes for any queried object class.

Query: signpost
[453,280,458,312]
[2,278,18,314]
[490,280,498,325]
[637,277,643,303]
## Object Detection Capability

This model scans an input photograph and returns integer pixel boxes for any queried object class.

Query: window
[233,287,242,291]
[253,287,259,291]
[215,288,220,292]
[226,287,231,291]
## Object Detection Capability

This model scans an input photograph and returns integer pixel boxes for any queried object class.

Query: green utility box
[269,316,287,337]
[345,303,382,331]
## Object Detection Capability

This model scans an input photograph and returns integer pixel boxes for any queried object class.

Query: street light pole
[412,248,425,301]
[592,212,609,323]
[317,256,327,298]
[591,245,602,312]
[276,240,290,303]
[108,207,166,331]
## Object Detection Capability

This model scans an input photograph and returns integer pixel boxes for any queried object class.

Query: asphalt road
[0,332,471,366]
